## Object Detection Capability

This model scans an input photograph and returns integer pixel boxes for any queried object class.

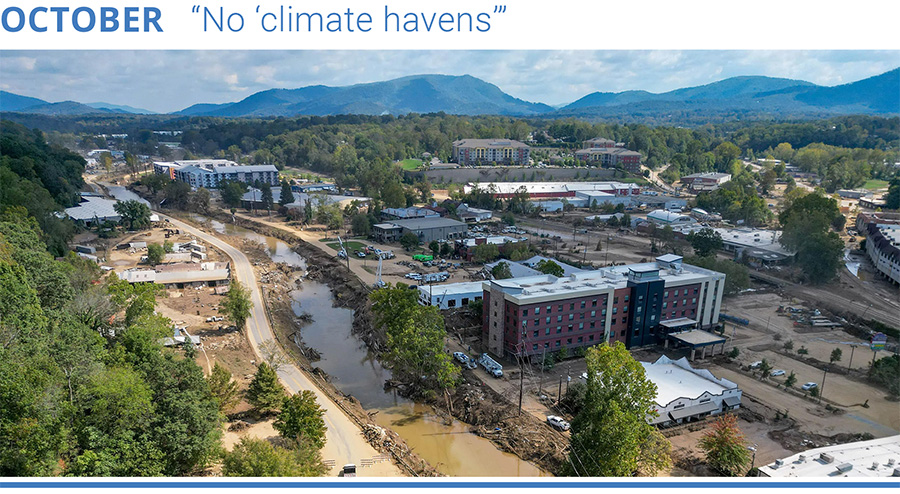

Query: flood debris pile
[449,375,568,473]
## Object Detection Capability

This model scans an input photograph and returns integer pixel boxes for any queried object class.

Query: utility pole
[848,344,856,371]
[821,366,829,402]
[604,234,611,265]
[518,350,524,416]
[557,375,563,405]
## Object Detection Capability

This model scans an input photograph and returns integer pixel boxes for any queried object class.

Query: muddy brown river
[189,215,548,477]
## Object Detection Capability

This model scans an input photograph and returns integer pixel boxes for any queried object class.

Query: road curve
[162,214,400,476]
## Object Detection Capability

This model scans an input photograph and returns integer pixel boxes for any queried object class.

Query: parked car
[340,464,357,477]
[801,382,818,391]
[771,369,786,377]
[453,351,469,364]
[547,415,570,431]
[749,361,763,369]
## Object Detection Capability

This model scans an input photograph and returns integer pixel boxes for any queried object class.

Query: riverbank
[198,211,564,475]
[172,211,441,477]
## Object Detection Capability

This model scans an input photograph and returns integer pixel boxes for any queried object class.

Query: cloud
[0,50,896,113]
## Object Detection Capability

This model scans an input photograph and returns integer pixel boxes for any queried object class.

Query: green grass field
[399,159,424,171]
[863,179,890,190]
[325,241,368,252]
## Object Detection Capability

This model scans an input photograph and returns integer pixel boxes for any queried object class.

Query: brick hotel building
[482,255,725,358]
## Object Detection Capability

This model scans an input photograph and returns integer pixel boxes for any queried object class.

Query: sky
[1,50,898,113]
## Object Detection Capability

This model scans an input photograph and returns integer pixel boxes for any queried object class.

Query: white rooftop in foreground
[641,356,735,407]
[759,435,900,477]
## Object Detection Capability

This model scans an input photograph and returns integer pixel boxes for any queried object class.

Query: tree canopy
[565,342,670,476]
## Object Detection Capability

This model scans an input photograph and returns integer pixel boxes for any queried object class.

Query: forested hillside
[0,121,87,255]
[0,213,222,476]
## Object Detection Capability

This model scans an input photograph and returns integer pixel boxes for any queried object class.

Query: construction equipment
[336,236,348,259]
[373,255,386,288]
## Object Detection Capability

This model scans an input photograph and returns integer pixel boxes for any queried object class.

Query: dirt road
[162,214,401,477]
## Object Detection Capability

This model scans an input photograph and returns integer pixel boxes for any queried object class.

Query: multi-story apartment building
[452,139,530,165]
[857,212,900,286]
[153,160,279,189]
[574,137,642,173]
[482,255,725,358]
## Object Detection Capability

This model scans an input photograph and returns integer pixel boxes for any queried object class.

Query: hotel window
[623,306,628,313]
[557,315,562,322]
[590,321,595,329]
[579,323,584,330]
[591,311,596,317]
[555,340,561,347]
[523,309,528,316]
[692,298,697,304]
[533,344,538,351]
[534,319,539,327]
[556,326,562,334]
[545,328,551,335]
[535,307,541,315]
[533,331,538,338]
[547,306,551,313]
[578,337,583,343]
[601,309,607,316]
[568,314,574,321]
[589,335,595,341]
[567,338,573,345]
[558,305,563,312]
[613,307,618,314]
[581,301,586,309]
[568,325,573,332]
[570,303,575,310]
[624,295,629,302]
[592,299,597,307]
[546,317,551,324]
[613,297,619,304]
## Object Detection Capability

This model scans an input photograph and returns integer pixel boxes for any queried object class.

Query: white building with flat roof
[63,196,121,226]
[759,435,900,477]
[418,281,485,310]
[642,355,741,426]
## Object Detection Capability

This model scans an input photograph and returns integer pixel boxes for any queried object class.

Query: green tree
[146,243,165,266]
[279,180,295,207]
[566,342,671,476]
[274,390,327,449]
[246,362,285,414]
[220,180,247,209]
[222,437,327,477]
[491,261,513,280]
[884,178,900,210]
[220,280,252,332]
[535,259,565,277]
[473,243,500,263]
[351,213,371,237]
[687,228,724,257]
[370,287,458,396]
[260,183,274,213]
[785,371,797,388]
[758,359,773,380]
[429,240,440,258]
[207,362,241,413]
[163,181,192,210]
[399,231,420,251]
[779,192,845,284]
[114,200,152,231]
[501,212,516,226]
[783,340,794,352]
[830,348,843,364]
[698,414,751,476]
[728,347,740,359]
[868,355,900,395]
[189,187,211,214]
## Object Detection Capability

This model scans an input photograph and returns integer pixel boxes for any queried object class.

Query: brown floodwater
[191,215,549,476]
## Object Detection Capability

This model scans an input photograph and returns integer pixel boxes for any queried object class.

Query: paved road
[162,214,400,476]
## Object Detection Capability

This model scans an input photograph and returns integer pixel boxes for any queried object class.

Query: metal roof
[64,196,121,221]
